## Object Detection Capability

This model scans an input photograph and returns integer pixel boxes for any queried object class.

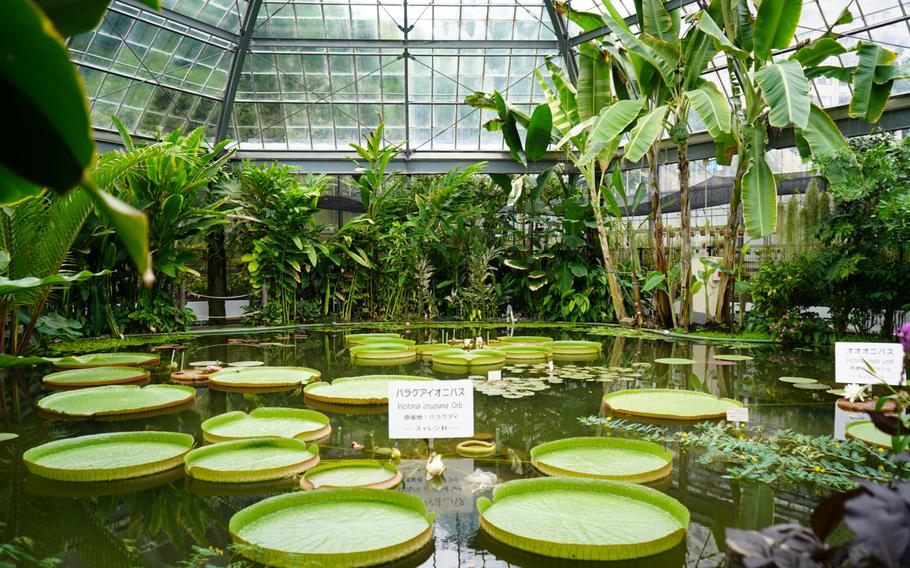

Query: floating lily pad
[350,343,417,365]
[531,437,672,483]
[477,477,688,561]
[345,333,401,346]
[38,384,195,419]
[25,465,185,498]
[170,369,211,385]
[202,408,332,443]
[653,358,697,365]
[793,383,833,390]
[845,421,892,449]
[227,361,265,367]
[42,367,149,389]
[547,340,603,356]
[299,460,402,490]
[498,345,552,362]
[304,375,437,406]
[415,344,455,360]
[208,367,321,390]
[189,360,222,367]
[827,389,846,396]
[230,489,434,568]
[353,337,416,347]
[184,438,320,483]
[778,376,817,384]
[52,352,160,369]
[456,440,497,458]
[497,336,553,344]
[603,389,742,420]
[24,431,194,482]
[0,433,18,443]
[712,354,753,362]
[431,349,506,369]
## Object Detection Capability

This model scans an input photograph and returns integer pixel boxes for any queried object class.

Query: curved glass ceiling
[70,0,910,161]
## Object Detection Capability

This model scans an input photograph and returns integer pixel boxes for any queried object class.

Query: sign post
[834,342,903,385]
[388,379,474,439]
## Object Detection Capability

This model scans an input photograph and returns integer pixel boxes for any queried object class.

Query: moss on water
[45,334,193,356]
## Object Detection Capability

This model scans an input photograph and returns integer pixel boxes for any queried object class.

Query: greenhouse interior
[2,0,910,566]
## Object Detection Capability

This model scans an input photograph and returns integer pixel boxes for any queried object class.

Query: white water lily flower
[844,383,868,403]
[425,453,445,479]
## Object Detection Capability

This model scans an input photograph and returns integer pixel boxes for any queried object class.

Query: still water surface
[0,324,840,567]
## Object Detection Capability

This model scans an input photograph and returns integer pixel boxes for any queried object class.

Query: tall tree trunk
[206,228,227,321]
[713,158,747,325]
[584,166,628,323]
[648,147,672,328]
[678,139,692,328]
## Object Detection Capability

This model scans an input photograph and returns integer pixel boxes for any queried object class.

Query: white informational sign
[834,342,904,385]
[487,369,501,381]
[726,407,750,423]
[388,379,474,439]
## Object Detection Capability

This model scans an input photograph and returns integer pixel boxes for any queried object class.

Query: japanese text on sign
[834,342,903,385]
[388,379,474,439]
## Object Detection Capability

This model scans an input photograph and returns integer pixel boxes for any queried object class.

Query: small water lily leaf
[845,421,891,449]
[778,376,817,384]
[712,354,753,362]
[0,433,19,443]
[653,358,697,365]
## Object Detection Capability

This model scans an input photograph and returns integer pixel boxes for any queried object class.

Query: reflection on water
[0,325,839,567]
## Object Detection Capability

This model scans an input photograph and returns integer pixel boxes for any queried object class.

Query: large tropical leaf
[0,270,108,296]
[686,82,731,138]
[696,12,748,59]
[525,104,553,163]
[753,0,802,61]
[624,105,668,163]
[790,38,847,68]
[577,42,612,122]
[536,70,572,137]
[639,0,677,43]
[850,42,897,121]
[755,60,810,129]
[798,104,849,157]
[494,92,524,165]
[578,99,645,165]
[741,126,777,238]
[603,18,676,87]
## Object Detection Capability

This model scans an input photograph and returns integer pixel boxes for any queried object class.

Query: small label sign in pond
[725,407,749,423]
[388,379,473,439]
[834,342,903,385]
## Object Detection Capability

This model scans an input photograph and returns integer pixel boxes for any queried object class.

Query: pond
[0,324,844,567]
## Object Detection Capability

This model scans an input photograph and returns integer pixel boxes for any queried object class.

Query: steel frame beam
[215,0,264,143]
[251,38,559,50]
[116,0,238,43]
[543,0,578,83]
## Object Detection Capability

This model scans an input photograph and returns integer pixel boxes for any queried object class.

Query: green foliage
[578,419,907,491]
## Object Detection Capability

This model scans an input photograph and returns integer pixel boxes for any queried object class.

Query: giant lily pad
[208,367,321,390]
[712,354,753,362]
[184,438,320,483]
[477,477,689,561]
[431,349,506,369]
[52,352,160,369]
[845,421,892,449]
[547,340,603,356]
[530,437,672,483]
[37,384,195,418]
[345,333,401,346]
[42,366,149,389]
[24,431,194,482]
[299,460,402,490]
[778,376,817,384]
[497,336,553,344]
[603,389,742,420]
[653,358,697,365]
[304,375,437,406]
[202,408,331,443]
[350,343,417,365]
[498,345,552,362]
[230,488,434,568]
[354,337,416,347]
[415,343,455,360]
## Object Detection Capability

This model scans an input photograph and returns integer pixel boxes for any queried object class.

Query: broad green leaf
[874,63,910,84]
[557,6,606,33]
[543,59,579,124]
[755,60,810,129]
[741,127,777,238]
[865,81,892,124]
[686,82,731,138]
[525,104,553,163]
[734,0,754,53]
[83,181,153,284]
[624,105,668,163]
[555,117,596,150]
[537,70,572,137]
[0,269,108,296]
[790,38,847,68]
[804,65,855,83]
[850,43,896,121]
[642,271,666,292]
[696,12,748,59]
[753,0,802,60]
[604,18,676,86]
[0,166,44,206]
[35,0,161,37]
[639,0,676,43]
[834,7,853,27]
[577,42,612,122]
[1,0,94,193]
[799,104,849,158]
[579,99,645,165]
[494,92,524,165]
[504,259,529,270]
[507,177,524,207]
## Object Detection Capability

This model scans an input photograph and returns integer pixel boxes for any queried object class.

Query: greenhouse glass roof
[70,0,910,171]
